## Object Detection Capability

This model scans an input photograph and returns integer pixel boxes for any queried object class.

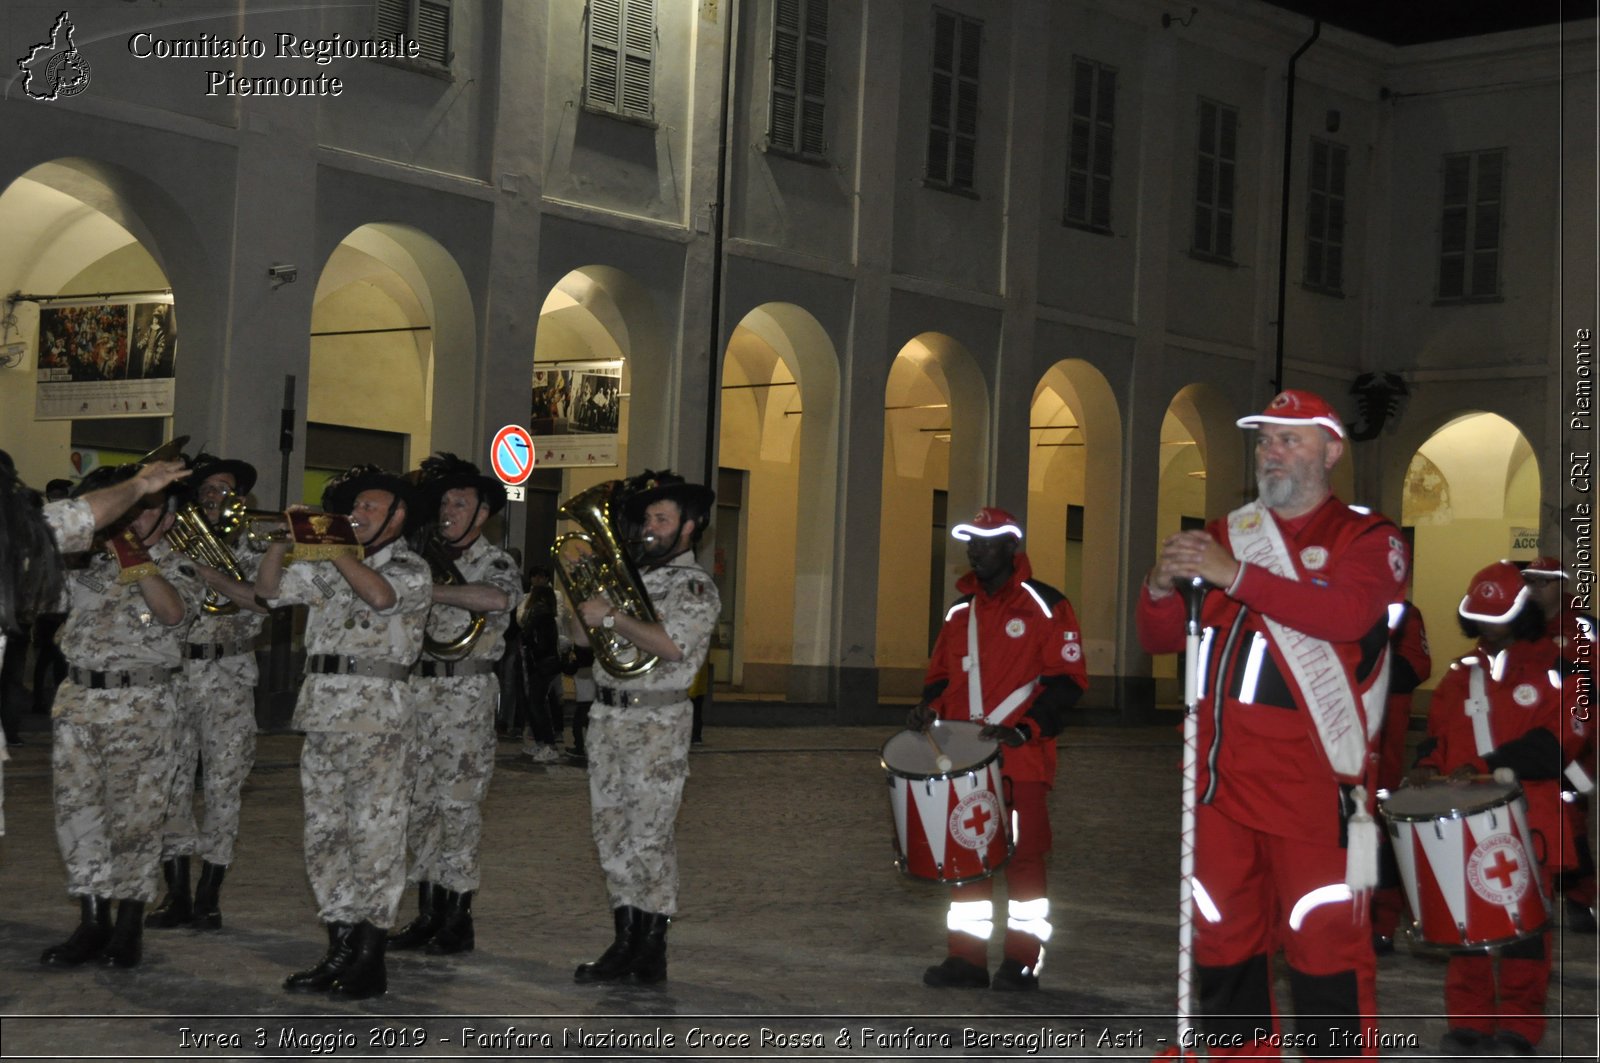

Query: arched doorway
[716,303,840,696]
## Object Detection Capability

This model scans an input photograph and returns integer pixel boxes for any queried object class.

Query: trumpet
[215,497,293,545]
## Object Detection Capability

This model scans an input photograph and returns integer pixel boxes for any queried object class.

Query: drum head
[880,719,998,778]
[1382,780,1521,822]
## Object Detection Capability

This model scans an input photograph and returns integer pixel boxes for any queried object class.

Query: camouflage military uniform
[405,539,522,892]
[53,540,203,902]
[0,500,96,836]
[159,549,264,866]
[588,553,719,915]
[270,540,430,928]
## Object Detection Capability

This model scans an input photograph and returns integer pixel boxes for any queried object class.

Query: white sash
[1225,501,1384,894]
[1462,658,1496,758]
[1225,502,1372,780]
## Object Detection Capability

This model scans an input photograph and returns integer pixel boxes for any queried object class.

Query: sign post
[489,424,536,552]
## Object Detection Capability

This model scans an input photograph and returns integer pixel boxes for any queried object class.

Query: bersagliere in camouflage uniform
[150,454,266,931]
[391,455,522,955]
[569,472,719,986]
[42,464,203,970]
[254,466,429,1000]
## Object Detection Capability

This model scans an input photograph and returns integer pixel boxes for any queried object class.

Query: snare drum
[880,719,1012,885]
[1380,781,1550,950]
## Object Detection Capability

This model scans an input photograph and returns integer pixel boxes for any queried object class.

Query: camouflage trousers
[300,729,410,928]
[405,675,497,892]
[586,699,693,915]
[52,682,178,902]
[158,656,258,865]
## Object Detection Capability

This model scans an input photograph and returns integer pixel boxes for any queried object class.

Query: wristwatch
[601,611,617,630]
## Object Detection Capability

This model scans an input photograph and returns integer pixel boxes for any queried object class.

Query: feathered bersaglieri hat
[414,452,507,517]
[320,463,416,518]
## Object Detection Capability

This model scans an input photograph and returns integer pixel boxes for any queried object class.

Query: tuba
[418,529,488,661]
[165,497,246,615]
[551,480,660,678]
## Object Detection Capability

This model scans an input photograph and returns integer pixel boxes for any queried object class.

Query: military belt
[595,686,691,708]
[67,664,178,689]
[304,654,411,681]
[183,639,253,661]
[413,659,497,678]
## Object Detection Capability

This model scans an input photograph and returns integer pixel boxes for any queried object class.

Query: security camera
[267,264,298,283]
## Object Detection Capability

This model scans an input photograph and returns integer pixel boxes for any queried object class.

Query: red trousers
[1192,803,1378,1061]
[947,777,1050,968]
[1444,868,1555,1044]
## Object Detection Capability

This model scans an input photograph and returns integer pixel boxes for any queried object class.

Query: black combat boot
[328,922,388,1000]
[283,922,355,992]
[628,911,670,984]
[428,890,475,954]
[574,906,638,983]
[190,861,227,931]
[101,900,147,968]
[387,882,444,950]
[40,896,112,966]
[147,856,192,928]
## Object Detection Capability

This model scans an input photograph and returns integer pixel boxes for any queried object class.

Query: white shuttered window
[586,0,655,121]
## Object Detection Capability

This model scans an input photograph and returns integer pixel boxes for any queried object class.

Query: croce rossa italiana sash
[1226,500,1390,891]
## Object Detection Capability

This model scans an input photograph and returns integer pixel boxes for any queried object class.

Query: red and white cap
[951,506,1024,542]
[1235,389,1347,439]
[1459,560,1531,623]
[1522,556,1570,581]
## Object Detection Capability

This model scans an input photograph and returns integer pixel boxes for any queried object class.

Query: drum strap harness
[1226,500,1388,894]
[1462,654,1499,758]
[964,602,1039,725]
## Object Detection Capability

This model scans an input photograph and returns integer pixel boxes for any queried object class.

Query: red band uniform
[1371,601,1432,944]
[920,508,1087,988]
[1413,562,1583,1051]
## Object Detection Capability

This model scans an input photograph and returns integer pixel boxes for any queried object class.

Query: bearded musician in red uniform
[909,507,1087,992]
[1138,390,1409,1060]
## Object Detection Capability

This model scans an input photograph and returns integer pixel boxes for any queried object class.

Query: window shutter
[800,0,828,155]
[375,0,408,41]
[620,0,654,118]
[770,0,800,150]
[416,0,450,65]
[587,0,623,111]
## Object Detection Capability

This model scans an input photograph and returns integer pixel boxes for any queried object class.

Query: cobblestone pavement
[0,722,1594,1061]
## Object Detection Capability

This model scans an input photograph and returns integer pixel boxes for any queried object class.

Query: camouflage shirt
[58,540,204,670]
[596,552,719,697]
[43,497,94,554]
[422,536,523,662]
[273,539,431,733]
[184,544,266,646]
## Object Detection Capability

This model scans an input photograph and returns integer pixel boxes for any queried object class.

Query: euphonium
[418,530,487,662]
[165,500,246,615]
[551,480,660,678]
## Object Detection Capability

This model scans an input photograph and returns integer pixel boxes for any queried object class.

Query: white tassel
[1345,784,1379,908]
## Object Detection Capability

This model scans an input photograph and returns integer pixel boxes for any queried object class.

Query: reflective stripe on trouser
[52,687,178,902]
[586,700,692,915]
[404,675,497,891]
[1193,802,1378,1061]
[945,776,1052,968]
[300,729,410,928]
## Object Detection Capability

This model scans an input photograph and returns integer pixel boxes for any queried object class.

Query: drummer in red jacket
[1406,561,1578,1056]
[908,507,1087,991]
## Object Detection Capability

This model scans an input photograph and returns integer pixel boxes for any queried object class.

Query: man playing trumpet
[150,452,266,933]
[390,454,521,956]
[238,466,430,999]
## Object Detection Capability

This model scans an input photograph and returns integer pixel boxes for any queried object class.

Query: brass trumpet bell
[166,499,245,615]
[552,480,661,678]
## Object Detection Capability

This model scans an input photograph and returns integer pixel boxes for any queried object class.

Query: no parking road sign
[489,424,535,488]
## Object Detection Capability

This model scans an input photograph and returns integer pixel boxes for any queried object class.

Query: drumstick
[924,724,953,773]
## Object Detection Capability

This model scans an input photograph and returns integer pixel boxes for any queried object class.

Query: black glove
[906,702,935,732]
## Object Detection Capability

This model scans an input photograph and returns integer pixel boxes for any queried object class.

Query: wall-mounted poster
[531,360,621,467]
[35,299,177,419]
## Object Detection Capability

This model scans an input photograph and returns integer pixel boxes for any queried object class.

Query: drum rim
[892,840,1016,887]
[1379,782,1524,823]
[1402,919,1551,953]
[879,721,1001,780]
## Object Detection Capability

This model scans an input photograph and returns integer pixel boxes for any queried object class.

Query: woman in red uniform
[1407,561,1577,1056]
